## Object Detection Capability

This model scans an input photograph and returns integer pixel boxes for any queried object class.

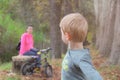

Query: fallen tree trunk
[12,56,33,74]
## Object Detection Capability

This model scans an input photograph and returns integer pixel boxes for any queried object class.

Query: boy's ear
[65,32,71,41]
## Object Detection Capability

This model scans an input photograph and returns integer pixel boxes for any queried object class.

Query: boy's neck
[68,41,84,50]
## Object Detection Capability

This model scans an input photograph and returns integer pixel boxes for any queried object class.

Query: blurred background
[0,0,120,80]
[0,0,120,66]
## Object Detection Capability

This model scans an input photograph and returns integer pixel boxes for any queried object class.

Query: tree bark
[49,0,62,58]
[74,0,79,12]
[94,0,120,65]
[94,0,117,57]
[60,0,73,54]
[18,0,39,27]
[109,0,120,65]
[12,56,33,74]
[63,0,73,14]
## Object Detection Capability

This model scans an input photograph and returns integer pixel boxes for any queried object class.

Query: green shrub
[0,62,12,70]
[0,52,17,63]
[0,13,25,62]
[5,77,20,80]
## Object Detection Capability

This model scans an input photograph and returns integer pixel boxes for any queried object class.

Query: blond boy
[60,13,103,80]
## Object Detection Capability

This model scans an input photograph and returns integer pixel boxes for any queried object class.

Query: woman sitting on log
[19,25,34,56]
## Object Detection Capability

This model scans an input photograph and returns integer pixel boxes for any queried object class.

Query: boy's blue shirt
[61,49,103,80]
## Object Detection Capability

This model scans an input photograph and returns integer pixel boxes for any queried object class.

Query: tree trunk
[109,0,120,65]
[12,56,33,74]
[94,0,120,65]
[18,0,39,27]
[49,0,62,58]
[74,0,79,12]
[60,0,73,54]
[94,0,117,57]
[63,0,73,14]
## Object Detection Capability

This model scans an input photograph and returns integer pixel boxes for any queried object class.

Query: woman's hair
[25,25,33,32]
[26,25,33,29]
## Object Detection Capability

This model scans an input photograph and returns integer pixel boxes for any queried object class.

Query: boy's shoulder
[69,49,91,64]
[70,48,90,57]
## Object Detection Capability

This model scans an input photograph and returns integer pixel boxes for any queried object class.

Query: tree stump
[12,56,33,74]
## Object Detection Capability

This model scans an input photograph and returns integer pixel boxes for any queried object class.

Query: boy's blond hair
[60,13,88,42]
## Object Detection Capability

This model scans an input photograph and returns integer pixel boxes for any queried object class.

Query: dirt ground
[0,48,120,80]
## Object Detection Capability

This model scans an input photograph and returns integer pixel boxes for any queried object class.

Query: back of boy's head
[60,13,88,42]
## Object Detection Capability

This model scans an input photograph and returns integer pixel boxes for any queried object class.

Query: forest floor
[0,46,120,80]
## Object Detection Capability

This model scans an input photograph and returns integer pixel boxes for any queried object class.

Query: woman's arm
[19,34,26,55]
